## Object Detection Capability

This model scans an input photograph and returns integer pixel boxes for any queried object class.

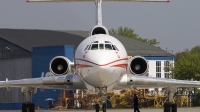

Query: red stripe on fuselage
[76,64,93,68]
[76,64,128,68]
[111,64,128,68]
[75,58,128,66]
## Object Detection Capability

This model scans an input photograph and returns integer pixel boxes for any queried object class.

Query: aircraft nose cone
[93,66,113,86]
[87,51,116,65]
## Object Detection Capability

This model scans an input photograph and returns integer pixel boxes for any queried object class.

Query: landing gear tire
[164,103,177,112]
[102,103,106,112]
[22,103,35,112]
[95,104,99,112]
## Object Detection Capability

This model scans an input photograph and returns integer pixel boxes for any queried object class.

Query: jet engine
[49,56,73,76]
[127,56,148,75]
[90,25,109,36]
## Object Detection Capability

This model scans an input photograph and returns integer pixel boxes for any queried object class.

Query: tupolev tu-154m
[1,0,199,112]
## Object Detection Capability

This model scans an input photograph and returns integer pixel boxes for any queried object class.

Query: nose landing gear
[95,87,107,112]
[95,101,107,112]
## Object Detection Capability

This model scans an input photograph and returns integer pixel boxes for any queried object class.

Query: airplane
[1,0,200,112]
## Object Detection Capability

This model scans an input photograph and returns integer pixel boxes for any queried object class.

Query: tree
[190,45,200,54]
[109,26,159,46]
[174,49,190,61]
[173,53,200,80]
[170,48,200,81]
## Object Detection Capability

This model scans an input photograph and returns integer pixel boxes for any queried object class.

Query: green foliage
[172,52,200,80]
[174,49,190,61]
[193,88,200,106]
[190,45,200,54]
[170,47,200,81]
[109,26,159,46]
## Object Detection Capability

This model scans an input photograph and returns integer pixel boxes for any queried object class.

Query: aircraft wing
[0,74,87,90]
[27,0,169,2]
[114,74,200,89]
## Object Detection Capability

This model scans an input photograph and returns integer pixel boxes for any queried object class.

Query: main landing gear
[21,87,36,112]
[163,88,177,112]
[22,103,35,112]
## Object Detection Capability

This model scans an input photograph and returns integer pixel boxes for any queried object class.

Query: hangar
[0,28,174,109]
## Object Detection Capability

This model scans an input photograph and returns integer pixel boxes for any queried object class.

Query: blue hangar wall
[32,45,74,109]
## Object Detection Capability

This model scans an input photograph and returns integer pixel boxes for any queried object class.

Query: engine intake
[49,56,72,76]
[128,56,148,75]
[90,25,109,36]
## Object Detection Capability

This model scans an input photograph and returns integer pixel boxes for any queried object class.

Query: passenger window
[91,44,98,50]
[105,44,112,50]
[99,44,104,49]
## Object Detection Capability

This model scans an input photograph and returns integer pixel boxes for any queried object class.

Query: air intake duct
[128,56,148,75]
[90,25,109,36]
[49,56,71,76]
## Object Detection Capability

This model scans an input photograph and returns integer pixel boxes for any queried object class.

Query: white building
[145,56,174,79]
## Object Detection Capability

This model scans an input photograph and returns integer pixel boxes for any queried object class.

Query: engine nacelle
[90,25,109,36]
[49,56,73,76]
[127,56,148,75]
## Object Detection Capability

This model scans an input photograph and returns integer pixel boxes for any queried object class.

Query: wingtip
[26,0,29,2]
[167,0,170,2]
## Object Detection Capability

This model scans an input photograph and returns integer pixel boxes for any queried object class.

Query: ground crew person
[134,94,140,112]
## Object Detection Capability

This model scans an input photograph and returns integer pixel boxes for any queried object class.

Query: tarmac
[0,108,200,112]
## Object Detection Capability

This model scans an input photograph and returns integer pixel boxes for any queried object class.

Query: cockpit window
[105,41,110,43]
[105,44,112,50]
[84,45,89,51]
[112,45,116,50]
[99,44,104,49]
[88,41,118,51]
[91,44,98,50]
[113,45,119,51]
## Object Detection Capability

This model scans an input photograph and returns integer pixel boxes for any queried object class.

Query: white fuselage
[75,34,128,87]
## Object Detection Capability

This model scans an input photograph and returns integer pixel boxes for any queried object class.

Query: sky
[0,0,200,54]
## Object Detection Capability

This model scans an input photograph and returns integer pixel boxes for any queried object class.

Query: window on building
[164,61,170,78]
[156,61,161,78]
[156,73,161,78]
[165,73,169,79]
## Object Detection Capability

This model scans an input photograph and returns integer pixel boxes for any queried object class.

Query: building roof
[0,29,173,56]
